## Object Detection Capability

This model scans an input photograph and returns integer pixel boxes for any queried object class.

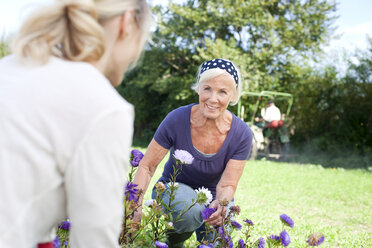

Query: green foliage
[287,38,372,168]
[118,48,199,142]
[0,35,11,58]
[118,0,337,143]
[342,37,372,151]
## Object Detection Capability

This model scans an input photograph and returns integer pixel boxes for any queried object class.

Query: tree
[118,0,337,142]
[285,38,372,168]
[340,37,372,151]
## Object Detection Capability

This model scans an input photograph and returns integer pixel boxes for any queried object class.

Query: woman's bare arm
[205,159,246,226]
[133,138,169,205]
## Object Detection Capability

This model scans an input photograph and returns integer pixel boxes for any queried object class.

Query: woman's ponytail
[12,0,105,63]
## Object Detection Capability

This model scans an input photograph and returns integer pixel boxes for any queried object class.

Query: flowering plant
[197,204,325,248]
[54,149,325,248]
[118,148,208,247]
[54,220,70,248]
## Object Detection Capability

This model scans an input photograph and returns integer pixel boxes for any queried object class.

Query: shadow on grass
[134,136,371,170]
[288,153,370,170]
[259,145,372,171]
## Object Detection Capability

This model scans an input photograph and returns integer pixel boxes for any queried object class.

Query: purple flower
[173,149,194,164]
[280,230,291,247]
[258,237,265,248]
[218,227,233,248]
[199,245,213,248]
[202,207,216,220]
[155,240,168,248]
[53,236,61,248]
[218,227,231,246]
[222,235,233,248]
[243,219,254,226]
[268,234,280,241]
[238,239,245,248]
[218,226,224,236]
[125,182,139,202]
[307,233,325,246]
[280,214,294,228]
[228,238,233,248]
[63,241,69,246]
[130,149,144,167]
[231,220,242,230]
[58,220,70,230]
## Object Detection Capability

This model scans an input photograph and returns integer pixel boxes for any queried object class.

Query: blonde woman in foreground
[0,0,152,247]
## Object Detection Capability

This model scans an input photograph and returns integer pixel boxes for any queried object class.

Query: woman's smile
[198,73,235,119]
[206,104,219,111]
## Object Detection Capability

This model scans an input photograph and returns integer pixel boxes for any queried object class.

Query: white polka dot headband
[200,58,239,86]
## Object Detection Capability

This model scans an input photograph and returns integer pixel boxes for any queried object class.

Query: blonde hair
[192,60,243,105]
[12,0,152,64]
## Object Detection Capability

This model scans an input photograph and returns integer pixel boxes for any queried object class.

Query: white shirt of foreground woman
[0,0,152,247]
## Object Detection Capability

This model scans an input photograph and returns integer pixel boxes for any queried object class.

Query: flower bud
[229,205,241,215]
[155,182,166,191]
[219,199,229,207]
[307,233,325,246]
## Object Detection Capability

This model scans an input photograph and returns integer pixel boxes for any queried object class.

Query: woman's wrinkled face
[198,73,235,119]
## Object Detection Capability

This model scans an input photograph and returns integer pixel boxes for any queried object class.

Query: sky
[0,0,371,58]
[325,0,372,56]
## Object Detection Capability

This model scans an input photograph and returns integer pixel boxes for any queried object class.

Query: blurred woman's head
[192,58,242,106]
[12,0,152,86]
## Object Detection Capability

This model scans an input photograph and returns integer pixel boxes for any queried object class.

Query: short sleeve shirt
[154,104,252,198]
[263,105,281,122]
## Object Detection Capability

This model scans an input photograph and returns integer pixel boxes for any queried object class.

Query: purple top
[154,104,252,198]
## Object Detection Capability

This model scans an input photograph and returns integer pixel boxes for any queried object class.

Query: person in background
[132,58,252,247]
[255,100,282,129]
[0,0,152,247]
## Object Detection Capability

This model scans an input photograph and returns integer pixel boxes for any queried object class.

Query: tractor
[237,91,293,160]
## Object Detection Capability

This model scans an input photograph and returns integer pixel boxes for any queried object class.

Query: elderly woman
[133,58,252,247]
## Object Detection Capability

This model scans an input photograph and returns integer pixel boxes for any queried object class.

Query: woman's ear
[118,10,136,40]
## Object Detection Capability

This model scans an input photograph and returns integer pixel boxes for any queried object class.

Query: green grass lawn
[234,161,372,247]
[139,150,372,247]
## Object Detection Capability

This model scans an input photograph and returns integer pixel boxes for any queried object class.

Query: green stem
[128,166,136,182]
[167,162,182,209]
[131,213,157,242]
[176,200,198,221]
[119,203,128,244]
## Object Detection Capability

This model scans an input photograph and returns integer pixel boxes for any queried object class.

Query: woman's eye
[220,90,227,94]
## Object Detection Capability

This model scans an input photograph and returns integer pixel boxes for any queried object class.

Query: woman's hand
[204,200,226,226]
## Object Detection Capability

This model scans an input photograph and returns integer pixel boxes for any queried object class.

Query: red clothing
[38,242,54,248]
[265,120,283,128]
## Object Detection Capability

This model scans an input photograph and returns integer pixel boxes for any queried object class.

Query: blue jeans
[152,182,233,244]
